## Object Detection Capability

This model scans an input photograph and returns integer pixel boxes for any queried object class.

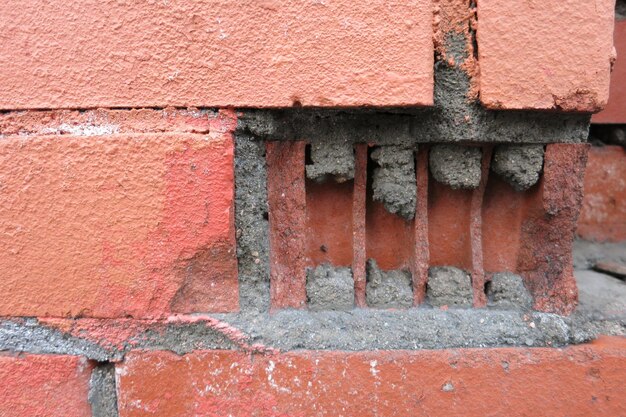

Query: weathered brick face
[0,111,238,318]
[116,339,626,417]
[0,355,93,417]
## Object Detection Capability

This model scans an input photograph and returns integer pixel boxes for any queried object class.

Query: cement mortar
[427,267,474,307]
[89,363,118,417]
[487,273,533,310]
[371,146,416,219]
[365,260,413,308]
[234,131,271,313]
[429,145,482,189]
[306,141,354,182]
[491,145,545,191]
[306,264,354,311]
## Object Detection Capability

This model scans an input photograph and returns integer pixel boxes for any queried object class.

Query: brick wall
[0,1,624,416]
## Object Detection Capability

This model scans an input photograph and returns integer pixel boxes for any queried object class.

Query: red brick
[469,147,492,308]
[0,128,238,318]
[477,0,615,111]
[0,354,93,417]
[352,144,368,307]
[578,145,626,242]
[593,20,626,123]
[0,0,433,109]
[117,337,626,417]
[518,144,589,315]
[411,147,430,305]
[267,141,307,309]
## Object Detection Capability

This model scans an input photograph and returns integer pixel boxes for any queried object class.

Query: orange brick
[0,0,433,109]
[0,130,238,318]
[0,354,92,417]
[477,0,615,111]
[117,338,626,417]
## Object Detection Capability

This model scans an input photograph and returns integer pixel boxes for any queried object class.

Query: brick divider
[352,144,369,307]
[470,146,493,307]
[412,146,430,305]
[266,141,308,310]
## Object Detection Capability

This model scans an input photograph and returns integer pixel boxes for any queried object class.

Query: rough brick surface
[578,145,626,242]
[593,20,626,123]
[117,338,626,417]
[0,354,93,417]
[518,144,589,315]
[477,0,615,111]
[0,129,238,318]
[0,0,433,109]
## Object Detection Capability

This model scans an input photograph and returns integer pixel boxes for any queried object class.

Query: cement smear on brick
[371,146,417,219]
[491,144,545,191]
[306,264,354,311]
[429,145,482,189]
[365,260,413,308]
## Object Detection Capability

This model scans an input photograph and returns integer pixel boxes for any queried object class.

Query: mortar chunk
[427,266,473,308]
[371,145,416,220]
[306,141,354,182]
[429,145,482,189]
[491,144,544,191]
[306,264,354,311]
[487,272,533,310]
[366,259,413,308]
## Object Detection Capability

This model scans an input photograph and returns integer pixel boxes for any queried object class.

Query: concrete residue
[371,146,417,219]
[486,273,533,310]
[365,259,413,308]
[234,132,271,313]
[89,363,118,417]
[491,145,544,191]
[306,264,354,311]
[306,141,355,183]
[429,145,482,189]
[427,266,473,308]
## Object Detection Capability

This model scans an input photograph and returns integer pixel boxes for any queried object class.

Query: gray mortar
[234,131,271,313]
[89,363,118,417]
[306,264,354,311]
[491,144,544,191]
[371,145,417,220]
[365,259,413,308]
[427,267,474,308]
[306,141,354,182]
[0,319,238,361]
[487,273,533,310]
[429,145,482,189]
